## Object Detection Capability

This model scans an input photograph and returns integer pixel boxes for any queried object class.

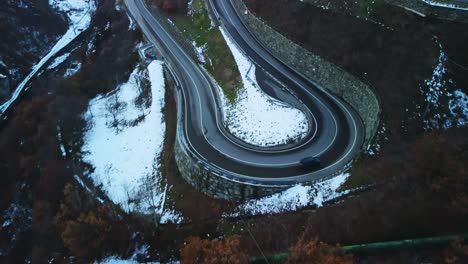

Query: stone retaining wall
[163,67,287,201]
[231,0,381,144]
[174,137,286,200]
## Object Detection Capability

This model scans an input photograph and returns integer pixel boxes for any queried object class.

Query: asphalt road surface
[124,0,365,185]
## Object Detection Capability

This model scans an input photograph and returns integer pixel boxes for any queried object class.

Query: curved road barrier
[125,0,366,200]
[227,0,380,144]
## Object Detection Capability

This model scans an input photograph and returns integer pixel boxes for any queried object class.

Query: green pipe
[249,252,289,263]
[249,234,468,263]
[341,234,468,252]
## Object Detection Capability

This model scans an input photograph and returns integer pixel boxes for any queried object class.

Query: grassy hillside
[169,0,241,102]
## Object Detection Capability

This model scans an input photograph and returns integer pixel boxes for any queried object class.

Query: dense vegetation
[0,0,142,261]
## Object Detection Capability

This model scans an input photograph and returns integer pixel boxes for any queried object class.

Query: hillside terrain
[0,0,466,263]
[0,0,66,104]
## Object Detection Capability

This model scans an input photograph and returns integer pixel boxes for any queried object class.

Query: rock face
[0,0,66,104]
[153,0,187,14]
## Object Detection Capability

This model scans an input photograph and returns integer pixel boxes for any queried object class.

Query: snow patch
[82,61,166,214]
[0,200,31,257]
[365,123,386,156]
[192,41,206,64]
[127,13,136,31]
[49,0,95,26]
[218,27,309,146]
[115,2,122,11]
[230,173,350,216]
[160,209,184,225]
[48,53,71,70]
[98,245,162,264]
[0,58,6,68]
[64,61,82,77]
[87,38,96,55]
[56,126,67,157]
[449,89,468,126]
[187,0,195,15]
[420,44,468,129]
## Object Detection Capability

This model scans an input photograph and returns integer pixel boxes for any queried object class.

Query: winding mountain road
[124,0,365,185]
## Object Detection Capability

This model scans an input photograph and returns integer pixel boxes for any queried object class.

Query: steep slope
[0,0,67,104]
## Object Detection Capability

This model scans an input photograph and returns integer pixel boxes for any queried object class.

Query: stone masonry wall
[164,67,287,201]
[231,0,381,144]
[174,138,286,200]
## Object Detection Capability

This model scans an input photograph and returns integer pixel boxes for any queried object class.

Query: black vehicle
[299,156,321,168]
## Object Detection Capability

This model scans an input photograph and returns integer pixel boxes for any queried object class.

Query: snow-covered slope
[229,173,351,216]
[218,28,309,147]
[0,0,96,114]
[82,61,167,214]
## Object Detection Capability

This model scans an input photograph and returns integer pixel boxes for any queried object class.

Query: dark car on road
[299,156,321,168]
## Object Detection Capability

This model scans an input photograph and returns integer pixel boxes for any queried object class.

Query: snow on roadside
[192,41,207,64]
[421,0,468,10]
[218,27,308,146]
[0,0,95,114]
[127,13,136,31]
[82,61,166,214]
[229,173,350,216]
